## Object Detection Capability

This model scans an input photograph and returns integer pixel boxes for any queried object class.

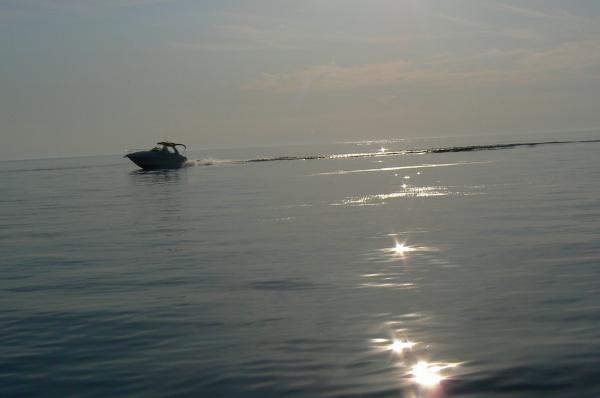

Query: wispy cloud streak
[242,39,600,93]
[490,1,581,21]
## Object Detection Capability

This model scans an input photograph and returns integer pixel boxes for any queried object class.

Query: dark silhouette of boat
[125,142,187,170]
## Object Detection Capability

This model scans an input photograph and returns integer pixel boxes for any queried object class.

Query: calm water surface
[2,132,600,397]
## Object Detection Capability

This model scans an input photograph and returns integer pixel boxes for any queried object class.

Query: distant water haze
[2,131,600,397]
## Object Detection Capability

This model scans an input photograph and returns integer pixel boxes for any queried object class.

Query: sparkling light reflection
[370,332,462,391]
[410,361,461,388]
[360,282,416,289]
[363,237,439,264]
[333,186,456,206]
[370,312,463,394]
[315,161,490,175]
[391,339,417,352]
[367,238,463,394]
[392,240,415,256]
[411,362,443,387]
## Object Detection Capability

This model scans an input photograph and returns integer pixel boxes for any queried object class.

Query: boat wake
[184,158,237,167]
[186,138,600,167]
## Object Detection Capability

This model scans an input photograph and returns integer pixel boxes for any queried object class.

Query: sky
[2,0,600,160]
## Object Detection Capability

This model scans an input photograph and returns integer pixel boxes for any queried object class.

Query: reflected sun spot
[370,338,389,344]
[391,339,417,352]
[409,361,460,388]
[411,362,443,387]
[392,241,414,256]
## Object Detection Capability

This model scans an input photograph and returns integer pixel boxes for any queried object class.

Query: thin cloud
[490,1,583,22]
[171,41,295,52]
[2,0,175,15]
[30,0,173,7]
[171,22,413,53]
[172,24,300,52]
[435,13,542,41]
[434,14,492,30]
[241,60,520,93]
[242,61,411,93]
[523,40,600,72]
[242,40,600,93]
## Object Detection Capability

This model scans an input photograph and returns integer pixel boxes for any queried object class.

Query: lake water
[2,131,600,397]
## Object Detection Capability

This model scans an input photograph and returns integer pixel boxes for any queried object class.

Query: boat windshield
[151,145,178,154]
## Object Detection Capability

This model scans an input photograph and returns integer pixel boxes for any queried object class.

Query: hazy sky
[2,0,600,159]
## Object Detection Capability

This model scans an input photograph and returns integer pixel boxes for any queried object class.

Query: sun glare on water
[410,362,444,387]
[391,339,417,352]
[393,241,414,256]
[410,361,461,388]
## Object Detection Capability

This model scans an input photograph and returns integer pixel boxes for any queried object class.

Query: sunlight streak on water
[332,187,452,206]
[412,361,462,389]
[360,282,416,289]
[383,240,438,260]
[361,236,440,270]
[392,339,417,352]
[365,237,463,395]
[371,325,462,395]
[314,161,490,176]
[392,241,413,256]
[333,184,485,206]
[411,361,444,387]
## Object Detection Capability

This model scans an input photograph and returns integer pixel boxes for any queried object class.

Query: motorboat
[125,141,188,170]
